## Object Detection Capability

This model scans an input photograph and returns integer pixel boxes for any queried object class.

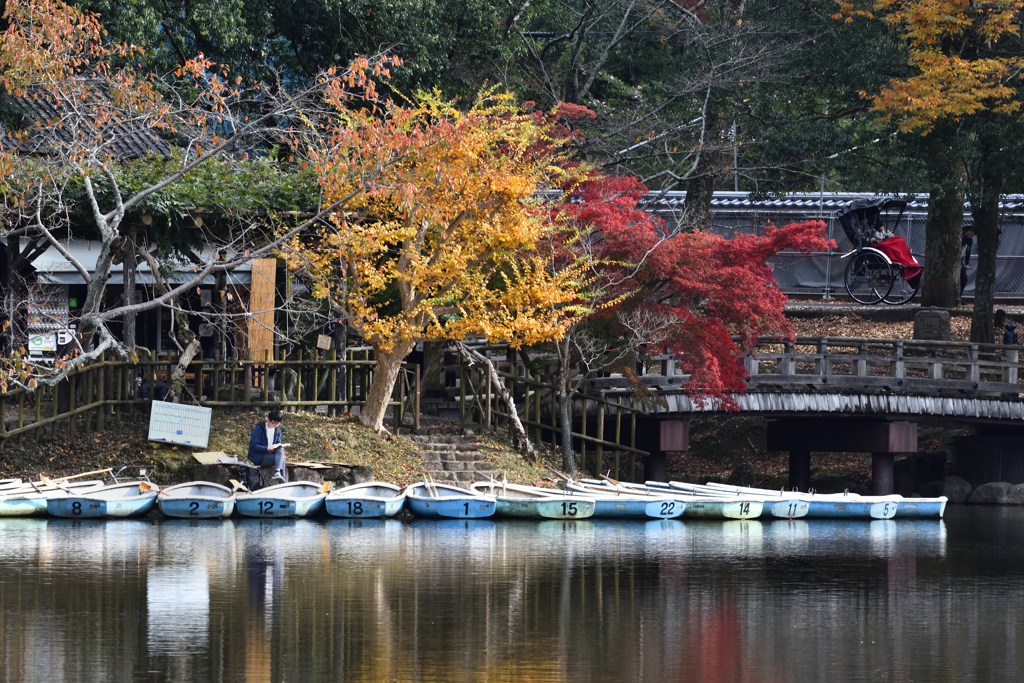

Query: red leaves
[555,175,832,405]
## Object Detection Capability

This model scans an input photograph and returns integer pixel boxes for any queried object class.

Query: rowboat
[158,482,236,519]
[325,482,406,518]
[704,483,903,520]
[892,497,947,518]
[564,482,687,519]
[0,478,23,492]
[0,481,106,517]
[574,479,761,520]
[47,481,160,518]
[235,481,327,518]
[470,482,596,519]
[405,482,497,519]
[648,480,810,520]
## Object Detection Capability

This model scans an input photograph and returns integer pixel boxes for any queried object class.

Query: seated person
[248,410,290,483]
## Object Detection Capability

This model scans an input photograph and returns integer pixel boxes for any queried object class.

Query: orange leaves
[835,0,1024,133]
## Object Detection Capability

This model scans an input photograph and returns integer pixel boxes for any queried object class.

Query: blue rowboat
[565,482,686,519]
[47,481,159,518]
[158,482,235,519]
[325,482,405,518]
[0,481,106,517]
[235,481,327,518]
[576,479,756,519]
[470,482,596,519]
[405,482,496,519]
[895,497,947,518]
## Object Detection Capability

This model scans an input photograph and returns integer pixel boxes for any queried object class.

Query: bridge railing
[744,337,1024,396]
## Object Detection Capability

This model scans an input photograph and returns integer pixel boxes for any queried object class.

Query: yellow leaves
[839,0,1024,133]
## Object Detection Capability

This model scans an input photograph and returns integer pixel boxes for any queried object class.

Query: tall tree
[292,92,591,433]
[834,0,1024,308]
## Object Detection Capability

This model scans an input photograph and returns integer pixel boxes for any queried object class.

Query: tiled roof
[641,191,1024,214]
[0,91,172,159]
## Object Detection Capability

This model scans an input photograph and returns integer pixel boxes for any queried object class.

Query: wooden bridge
[455,337,1024,495]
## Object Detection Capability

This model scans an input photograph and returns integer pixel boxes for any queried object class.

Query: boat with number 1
[405,482,497,519]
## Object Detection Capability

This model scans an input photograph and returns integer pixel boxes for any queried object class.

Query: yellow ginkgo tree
[290,91,591,433]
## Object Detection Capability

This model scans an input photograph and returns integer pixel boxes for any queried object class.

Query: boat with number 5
[405,482,497,519]
[325,482,406,518]
[158,482,236,519]
[235,481,328,518]
[470,482,597,519]
[47,481,160,519]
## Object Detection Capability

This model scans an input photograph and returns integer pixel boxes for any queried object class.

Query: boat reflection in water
[4,509,1017,683]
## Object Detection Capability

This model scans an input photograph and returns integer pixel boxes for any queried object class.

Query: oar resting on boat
[470,481,596,519]
[0,480,106,517]
[574,478,760,520]
[561,481,687,519]
[325,482,406,518]
[634,480,810,520]
[405,482,497,519]
[47,481,160,519]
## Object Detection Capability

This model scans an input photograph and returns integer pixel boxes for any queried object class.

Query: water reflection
[2,509,1022,682]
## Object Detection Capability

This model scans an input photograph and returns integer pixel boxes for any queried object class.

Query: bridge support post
[789,450,811,492]
[872,453,895,496]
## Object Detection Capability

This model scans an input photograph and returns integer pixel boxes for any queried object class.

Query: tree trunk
[455,342,535,458]
[165,338,201,403]
[682,107,720,226]
[970,133,1003,343]
[558,383,575,474]
[921,154,965,308]
[359,341,416,433]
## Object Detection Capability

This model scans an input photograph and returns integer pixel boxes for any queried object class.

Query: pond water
[1,507,1023,682]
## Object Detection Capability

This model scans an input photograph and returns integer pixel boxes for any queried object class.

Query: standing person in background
[961,225,976,306]
[248,410,289,483]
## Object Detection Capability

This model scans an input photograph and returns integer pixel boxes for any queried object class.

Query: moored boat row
[0,474,948,521]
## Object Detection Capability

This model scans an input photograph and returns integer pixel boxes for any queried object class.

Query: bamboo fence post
[329,349,337,416]
[486,367,492,430]
[596,393,605,478]
[460,363,467,433]
[34,385,42,443]
[414,364,421,430]
[296,349,303,411]
[17,391,25,441]
[614,396,622,480]
[69,374,77,438]
[214,349,221,402]
[96,354,106,433]
[534,372,541,444]
[580,395,587,474]
[264,350,271,403]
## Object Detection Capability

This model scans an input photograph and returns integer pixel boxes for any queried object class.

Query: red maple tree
[555,175,831,404]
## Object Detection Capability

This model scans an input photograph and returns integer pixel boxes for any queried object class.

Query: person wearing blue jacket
[248,410,288,483]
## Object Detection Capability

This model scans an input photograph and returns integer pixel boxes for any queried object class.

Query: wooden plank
[247,258,276,367]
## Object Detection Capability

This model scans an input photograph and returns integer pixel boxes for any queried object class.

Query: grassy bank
[0,409,553,487]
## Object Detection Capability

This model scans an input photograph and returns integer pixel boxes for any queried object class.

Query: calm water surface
[0,507,1022,682]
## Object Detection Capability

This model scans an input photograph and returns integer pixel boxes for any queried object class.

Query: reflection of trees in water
[6,514,1024,681]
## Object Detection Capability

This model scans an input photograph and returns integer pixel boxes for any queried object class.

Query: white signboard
[28,334,56,352]
[148,400,212,448]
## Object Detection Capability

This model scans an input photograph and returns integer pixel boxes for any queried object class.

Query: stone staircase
[407,418,497,483]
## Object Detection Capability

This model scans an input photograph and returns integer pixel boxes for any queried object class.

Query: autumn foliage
[555,175,831,402]
[834,0,1024,132]
[292,91,590,431]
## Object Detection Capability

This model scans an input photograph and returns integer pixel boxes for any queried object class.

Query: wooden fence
[0,350,420,445]
[454,346,650,481]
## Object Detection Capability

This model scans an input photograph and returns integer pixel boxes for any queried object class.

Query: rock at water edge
[942,476,973,504]
[967,481,1012,504]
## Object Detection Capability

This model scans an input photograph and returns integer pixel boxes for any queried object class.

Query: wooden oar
[424,472,439,498]
[52,468,112,483]
[229,478,250,493]
[138,482,154,493]
[40,475,73,493]
[318,481,332,494]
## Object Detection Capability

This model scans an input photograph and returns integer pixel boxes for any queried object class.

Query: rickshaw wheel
[845,251,893,305]
[882,266,920,305]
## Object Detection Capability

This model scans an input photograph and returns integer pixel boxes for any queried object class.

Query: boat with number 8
[405,482,497,519]
[47,481,160,519]
[0,480,106,517]
[235,481,328,518]
[470,482,596,519]
[158,481,236,519]
[325,482,406,518]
